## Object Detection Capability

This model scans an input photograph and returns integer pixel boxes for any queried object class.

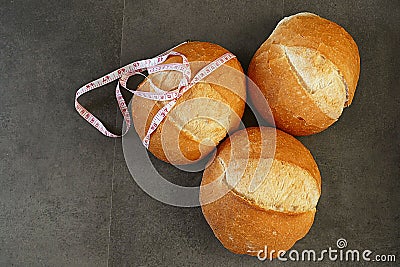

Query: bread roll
[132,42,246,165]
[200,127,321,257]
[248,12,360,135]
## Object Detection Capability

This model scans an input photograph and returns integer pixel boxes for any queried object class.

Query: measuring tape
[74,42,236,148]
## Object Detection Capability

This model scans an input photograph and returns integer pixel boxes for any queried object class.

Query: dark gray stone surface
[0,0,123,266]
[1,0,399,266]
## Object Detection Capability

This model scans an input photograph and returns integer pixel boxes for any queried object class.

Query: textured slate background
[1,0,399,266]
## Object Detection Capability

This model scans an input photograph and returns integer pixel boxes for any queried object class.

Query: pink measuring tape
[75,42,236,148]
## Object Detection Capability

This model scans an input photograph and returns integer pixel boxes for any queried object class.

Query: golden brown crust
[248,12,360,135]
[249,44,336,135]
[132,41,246,164]
[214,127,321,190]
[201,190,316,256]
[272,128,321,190]
[200,127,321,257]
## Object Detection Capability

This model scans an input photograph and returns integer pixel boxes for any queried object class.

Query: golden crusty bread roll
[132,41,246,165]
[200,127,321,257]
[248,12,360,135]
